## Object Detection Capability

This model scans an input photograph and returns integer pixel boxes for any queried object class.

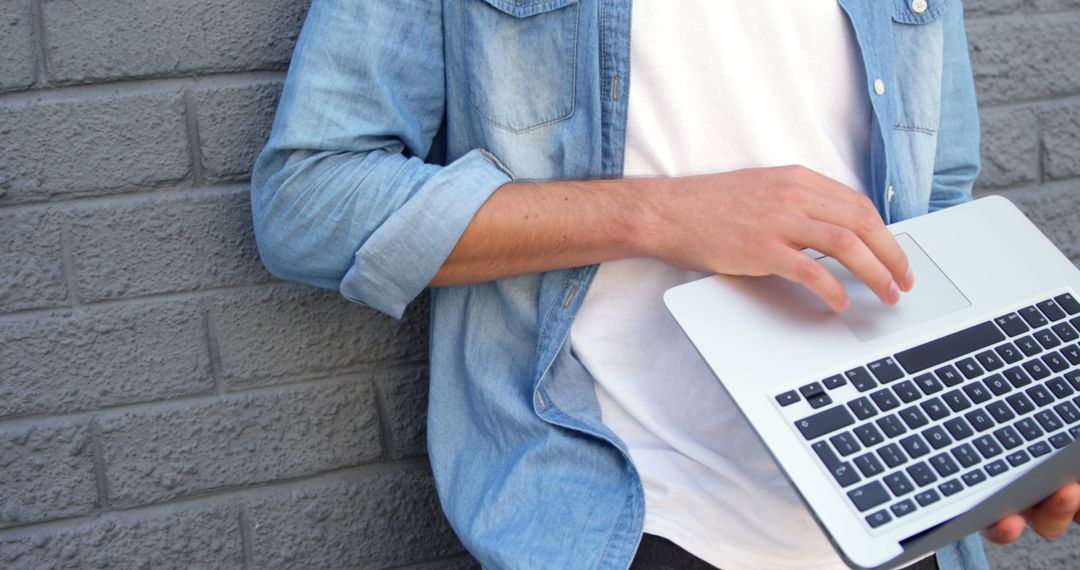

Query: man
[251,0,1079,568]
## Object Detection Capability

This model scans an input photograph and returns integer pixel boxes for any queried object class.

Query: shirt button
[887,185,896,202]
[911,0,928,14]
[874,79,886,96]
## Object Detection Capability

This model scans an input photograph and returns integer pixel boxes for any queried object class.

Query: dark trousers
[630,534,939,570]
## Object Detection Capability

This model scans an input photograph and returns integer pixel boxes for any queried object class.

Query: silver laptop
[663,195,1080,569]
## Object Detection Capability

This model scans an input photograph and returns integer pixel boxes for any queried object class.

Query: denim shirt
[251,1,990,568]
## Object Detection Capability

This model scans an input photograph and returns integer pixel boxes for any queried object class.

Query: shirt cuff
[339,148,514,318]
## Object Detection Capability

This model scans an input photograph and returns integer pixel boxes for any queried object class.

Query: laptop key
[996,342,1023,364]
[1047,377,1075,399]
[878,443,908,468]
[915,489,941,507]
[895,321,1004,374]
[891,499,917,518]
[830,432,862,456]
[976,350,1005,371]
[1014,418,1044,441]
[870,388,900,412]
[1064,344,1080,366]
[884,472,915,496]
[1016,336,1042,357]
[995,313,1030,337]
[985,459,1009,477]
[939,478,964,496]
[964,409,996,433]
[1019,306,1049,328]
[807,393,832,409]
[944,417,974,440]
[915,373,944,395]
[900,434,931,459]
[899,406,930,429]
[1036,410,1063,432]
[1003,367,1032,388]
[951,443,981,468]
[984,374,1012,396]
[962,469,987,487]
[1044,353,1070,373]
[877,414,908,438]
[936,365,964,387]
[1067,370,1080,390]
[956,357,984,379]
[853,424,884,447]
[987,401,1016,423]
[894,380,922,403]
[930,452,960,476]
[1037,299,1067,322]
[923,426,953,449]
[943,390,973,413]
[831,462,860,487]
[964,382,993,404]
[993,426,1024,450]
[907,461,938,487]
[1006,393,1036,416]
[854,453,885,477]
[866,509,892,528]
[846,367,878,392]
[1050,431,1073,449]
[796,406,856,440]
[849,480,890,512]
[920,397,950,421]
[1053,322,1078,344]
[1055,293,1080,315]
[974,435,1004,458]
[1022,359,1051,380]
[1028,440,1053,458]
[869,357,904,383]
[776,390,801,407]
[800,382,826,399]
[1006,450,1031,467]
[823,374,847,390]
[1026,384,1056,408]
[1054,401,1080,424]
[814,441,842,468]
[848,397,879,420]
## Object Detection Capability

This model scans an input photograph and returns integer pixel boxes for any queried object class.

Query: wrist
[619,176,670,260]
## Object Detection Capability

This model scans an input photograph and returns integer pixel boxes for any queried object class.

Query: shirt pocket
[891,0,949,135]
[462,0,580,133]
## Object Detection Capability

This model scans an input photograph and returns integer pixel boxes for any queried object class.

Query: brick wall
[0,1,1077,568]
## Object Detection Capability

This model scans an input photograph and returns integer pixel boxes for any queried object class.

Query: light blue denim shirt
[252,0,989,568]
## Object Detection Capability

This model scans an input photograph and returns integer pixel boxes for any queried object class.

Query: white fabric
[570,2,872,568]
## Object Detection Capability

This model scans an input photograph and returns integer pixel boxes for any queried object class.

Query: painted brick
[0,421,97,529]
[0,92,190,205]
[210,285,428,389]
[983,530,1080,570]
[245,466,463,569]
[1027,0,1080,11]
[0,210,67,313]
[0,503,242,569]
[981,182,1080,264]
[967,14,1080,106]
[976,107,1038,190]
[195,81,283,181]
[1039,102,1080,180]
[42,0,310,84]
[965,0,1023,15]
[378,369,429,460]
[0,301,212,419]
[0,0,35,92]
[69,190,272,302]
[99,378,382,508]
[410,556,481,570]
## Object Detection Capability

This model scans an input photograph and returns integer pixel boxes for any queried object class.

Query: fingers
[786,218,900,307]
[983,514,1026,544]
[774,248,849,312]
[1028,483,1080,540]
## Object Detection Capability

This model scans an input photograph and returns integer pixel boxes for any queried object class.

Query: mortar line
[29,0,49,85]
[384,553,476,570]
[0,182,250,217]
[58,224,82,308]
[203,308,226,395]
[183,90,207,186]
[371,377,398,462]
[89,416,112,513]
[0,70,285,106]
[238,509,255,570]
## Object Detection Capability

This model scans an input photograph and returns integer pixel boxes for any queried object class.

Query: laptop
[663,195,1080,569]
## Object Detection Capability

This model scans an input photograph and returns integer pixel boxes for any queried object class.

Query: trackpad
[822,234,970,342]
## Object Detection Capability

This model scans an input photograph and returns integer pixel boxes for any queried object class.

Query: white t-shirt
[570,2,872,568]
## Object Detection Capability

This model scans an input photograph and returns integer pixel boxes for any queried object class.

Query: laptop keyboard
[776,292,1080,531]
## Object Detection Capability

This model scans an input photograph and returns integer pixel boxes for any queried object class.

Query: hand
[983,482,1080,543]
[639,165,915,311]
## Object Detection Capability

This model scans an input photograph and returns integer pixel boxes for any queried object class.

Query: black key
[954,443,983,469]
[1044,353,1069,373]
[965,408,996,432]
[891,499,917,518]
[854,453,885,477]
[993,426,1024,450]
[939,478,964,496]
[962,469,987,486]
[922,425,953,450]
[921,397,950,421]
[944,417,974,440]
[866,509,892,528]
[930,452,961,476]
[845,367,877,392]
[1028,441,1053,458]
[831,432,862,456]
[878,443,908,468]
[895,321,1004,374]
[899,406,929,430]
[831,462,860,487]
[870,388,901,411]
[996,313,1030,337]
[823,374,847,390]
[996,342,1023,364]
[869,357,904,383]
[807,393,833,409]
[914,373,944,395]
[1023,358,1051,381]
[1054,401,1080,424]
[1052,322,1079,344]
[848,480,890,512]
[1037,299,1067,322]
[935,365,964,387]
[848,397,879,420]
[1063,344,1080,366]
[894,380,922,403]
[877,414,908,438]
[900,434,931,459]
[1068,370,1080,390]
[1026,384,1056,408]
[776,390,801,407]
[943,389,973,413]
[853,424,884,447]
[976,350,1005,372]
[1071,425,1080,438]
[801,382,826,398]
[1016,336,1042,357]
[915,489,941,507]
[985,459,1009,477]
[1019,305,1049,328]
[1050,431,1073,449]
[1014,418,1044,441]
[956,357,984,379]
[814,441,843,469]
[1006,450,1031,467]
[987,400,1016,423]
[1036,410,1063,432]
[964,382,993,404]
[984,374,1012,396]
[796,406,856,440]
[1003,367,1032,388]
[1048,377,1076,399]
[1055,293,1080,315]
[1006,393,1036,416]
[974,434,1003,458]
[884,472,915,496]
[907,461,938,486]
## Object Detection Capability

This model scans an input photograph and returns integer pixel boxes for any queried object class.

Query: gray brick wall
[0,1,1076,568]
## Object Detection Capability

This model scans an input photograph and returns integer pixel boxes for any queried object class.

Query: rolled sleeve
[341,149,513,318]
